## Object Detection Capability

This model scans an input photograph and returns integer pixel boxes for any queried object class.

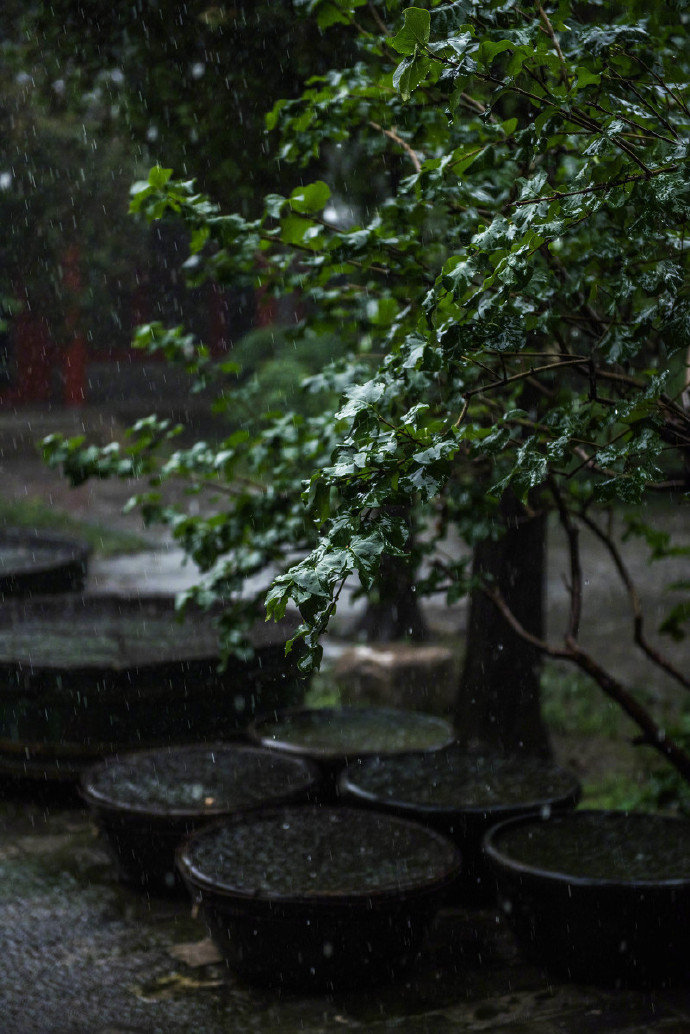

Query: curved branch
[550,479,582,640]
[577,511,690,693]
[368,121,422,173]
[484,585,690,784]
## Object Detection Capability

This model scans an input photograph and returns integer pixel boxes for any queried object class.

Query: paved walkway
[1,795,689,1034]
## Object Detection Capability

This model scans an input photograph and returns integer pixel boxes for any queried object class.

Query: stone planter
[333,642,456,713]
[0,594,304,780]
[177,804,462,991]
[484,809,690,985]
[81,743,320,891]
[339,746,581,901]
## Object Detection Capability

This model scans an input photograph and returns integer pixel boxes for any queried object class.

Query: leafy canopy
[45,0,690,674]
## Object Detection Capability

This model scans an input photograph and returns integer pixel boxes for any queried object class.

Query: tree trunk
[455,491,551,757]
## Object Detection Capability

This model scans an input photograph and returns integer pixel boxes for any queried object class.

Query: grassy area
[541,663,634,741]
[0,497,151,557]
[542,661,690,814]
[306,655,690,815]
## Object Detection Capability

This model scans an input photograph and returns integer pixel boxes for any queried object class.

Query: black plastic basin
[484,809,690,985]
[81,743,320,891]
[340,746,580,902]
[177,804,462,990]
[0,528,90,598]
[0,594,304,780]
[248,706,455,797]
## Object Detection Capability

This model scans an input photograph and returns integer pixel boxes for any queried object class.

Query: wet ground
[3,789,690,1034]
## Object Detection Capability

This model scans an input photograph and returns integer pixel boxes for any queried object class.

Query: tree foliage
[19,0,344,213]
[46,0,690,778]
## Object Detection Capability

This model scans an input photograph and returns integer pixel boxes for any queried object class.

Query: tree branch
[463,357,589,399]
[484,585,690,784]
[515,164,678,206]
[609,70,680,140]
[367,2,390,36]
[537,3,568,82]
[550,479,582,640]
[368,121,421,173]
[577,511,690,693]
[629,54,690,118]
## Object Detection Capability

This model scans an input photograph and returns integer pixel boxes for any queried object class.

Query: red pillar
[12,309,53,403]
[63,335,87,406]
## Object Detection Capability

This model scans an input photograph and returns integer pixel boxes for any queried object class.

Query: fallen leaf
[131,971,224,1002]
[168,938,222,968]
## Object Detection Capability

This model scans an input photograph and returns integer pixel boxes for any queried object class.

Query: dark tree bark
[455,491,551,757]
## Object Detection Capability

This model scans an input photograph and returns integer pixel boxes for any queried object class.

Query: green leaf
[575,67,602,89]
[148,166,173,189]
[289,181,331,214]
[279,214,321,247]
[390,7,431,56]
[659,602,690,642]
[393,54,431,101]
[265,99,287,131]
[476,39,514,68]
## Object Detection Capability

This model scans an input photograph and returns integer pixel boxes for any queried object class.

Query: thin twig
[482,585,571,658]
[565,638,690,782]
[259,233,395,276]
[572,104,652,174]
[368,121,422,173]
[515,164,678,206]
[550,479,582,639]
[484,584,690,783]
[578,511,690,693]
[537,3,568,82]
[477,68,655,174]
[609,70,680,139]
[463,357,589,399]
[368,2,390,36]
[583,98,677,144]
[454,397,470,428]
[630,54,690,118]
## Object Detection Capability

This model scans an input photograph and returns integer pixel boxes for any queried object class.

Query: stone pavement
[1,793,690,1034]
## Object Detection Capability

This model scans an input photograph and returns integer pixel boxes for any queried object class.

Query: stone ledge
[333,641,457,714]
